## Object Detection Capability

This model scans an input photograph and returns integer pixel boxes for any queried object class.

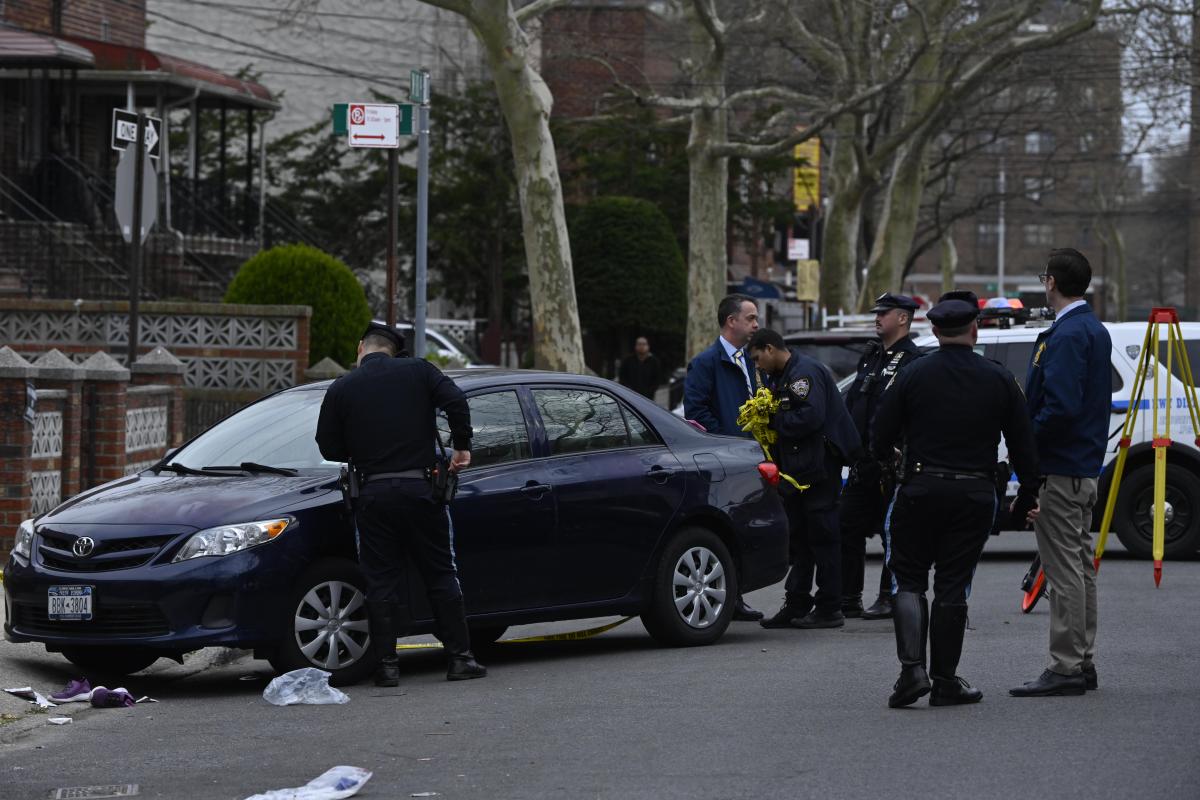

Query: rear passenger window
[1004,341,1038,385]
[532,389,630,454]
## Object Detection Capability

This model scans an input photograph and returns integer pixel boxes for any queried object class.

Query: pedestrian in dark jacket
[1011,248,1112,699]
[683,293,764,621]
[618,336,662,400]
[748,329,860,630]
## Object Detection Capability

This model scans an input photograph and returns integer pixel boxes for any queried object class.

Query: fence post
[80,351,131,489]
[0,347,35,558]
[31,349,85,502]
[131,346,187,449]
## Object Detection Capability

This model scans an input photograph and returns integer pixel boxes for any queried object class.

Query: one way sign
[111,109,162,160]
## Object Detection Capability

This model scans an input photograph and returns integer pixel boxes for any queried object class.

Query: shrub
[224,243,371,367]
[569,196,687,375]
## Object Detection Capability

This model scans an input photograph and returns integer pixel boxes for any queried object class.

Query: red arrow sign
[353,134,385,140]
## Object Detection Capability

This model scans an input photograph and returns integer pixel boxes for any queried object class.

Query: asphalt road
[2,534,1198,800]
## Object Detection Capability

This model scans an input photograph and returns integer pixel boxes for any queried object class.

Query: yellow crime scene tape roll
[395,615,635,650]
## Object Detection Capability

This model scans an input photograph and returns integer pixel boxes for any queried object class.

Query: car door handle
[647,466,679,484]
[521,482,551,500]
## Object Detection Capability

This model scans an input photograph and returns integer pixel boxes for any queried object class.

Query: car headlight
[171,517,295,563]
[12,519,35,561]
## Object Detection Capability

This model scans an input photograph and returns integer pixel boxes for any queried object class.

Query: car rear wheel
[61,647,159,677]
[1113,465,1200,559]
[268,558,376,686]
[641,527,737,647]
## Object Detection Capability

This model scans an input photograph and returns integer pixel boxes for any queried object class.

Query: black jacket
[769,350,861,483]
[870,344,1038,492]
[845,336,923,452]
[315,352,472,475]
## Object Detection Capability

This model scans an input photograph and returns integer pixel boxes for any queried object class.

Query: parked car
[4,370,789,683]
[379,321,490,367]
[913,320,1200,557]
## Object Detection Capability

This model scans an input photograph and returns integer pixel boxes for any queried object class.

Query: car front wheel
[268,558,376,686]
[1113,465,1200,559]
[641,527,737,647]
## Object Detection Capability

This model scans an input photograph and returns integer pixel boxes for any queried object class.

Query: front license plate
[48,586,93,621]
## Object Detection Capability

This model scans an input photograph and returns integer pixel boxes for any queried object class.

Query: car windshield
[170,387,339,471]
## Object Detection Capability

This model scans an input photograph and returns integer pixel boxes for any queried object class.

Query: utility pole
[997,157,1007,296]
[1187,0,1200,314]
[413,69,431,359]
[128,114,146,365]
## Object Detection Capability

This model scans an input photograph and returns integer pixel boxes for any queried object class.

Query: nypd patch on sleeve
[790,377,811,399]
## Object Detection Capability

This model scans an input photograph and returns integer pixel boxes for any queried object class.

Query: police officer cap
[362,322,406,352]
[870,292,919,313]
[938,289,980,306]
[927,298,979,329]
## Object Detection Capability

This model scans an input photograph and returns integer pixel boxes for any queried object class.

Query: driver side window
[438,391,531,469]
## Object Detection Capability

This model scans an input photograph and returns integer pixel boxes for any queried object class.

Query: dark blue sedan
[4,370,789,684]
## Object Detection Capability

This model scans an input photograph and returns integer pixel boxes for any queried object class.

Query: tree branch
[515,0,575,25]
[419,0,474,21]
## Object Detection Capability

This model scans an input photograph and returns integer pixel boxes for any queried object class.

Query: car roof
[783,329,878,343]
[915,321,1200,345]
[296,368,640,394]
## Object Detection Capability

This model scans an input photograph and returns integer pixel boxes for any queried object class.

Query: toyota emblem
[72,536,95,557]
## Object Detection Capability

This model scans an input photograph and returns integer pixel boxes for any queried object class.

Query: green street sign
[332,103,348,135]
[398,104,414,135]
[410,70,430,105]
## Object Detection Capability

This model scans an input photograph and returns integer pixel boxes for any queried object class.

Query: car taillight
[757,462,780,486]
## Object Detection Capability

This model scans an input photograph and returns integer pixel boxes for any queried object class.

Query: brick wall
[1,0,146,47]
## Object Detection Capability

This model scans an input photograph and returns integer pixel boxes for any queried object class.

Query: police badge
[790,377,811,399]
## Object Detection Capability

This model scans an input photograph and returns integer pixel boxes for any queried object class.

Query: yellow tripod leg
[1153,442,1166,587]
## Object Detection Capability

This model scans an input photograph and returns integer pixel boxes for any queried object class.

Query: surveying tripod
[1020,307,1198,609]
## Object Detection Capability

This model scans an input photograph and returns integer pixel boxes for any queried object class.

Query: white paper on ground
[4,687,58,708]
[48,717,72,725]
[243,766,372,800]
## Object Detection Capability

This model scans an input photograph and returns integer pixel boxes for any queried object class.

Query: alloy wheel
[292,579,371,671]
[671,546,727,629]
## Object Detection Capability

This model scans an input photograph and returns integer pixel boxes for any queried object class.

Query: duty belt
[364,469,429,483]
[910,463,993,481]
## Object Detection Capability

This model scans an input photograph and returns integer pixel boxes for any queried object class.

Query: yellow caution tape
[395,616,635,650]
[737,388,810,493]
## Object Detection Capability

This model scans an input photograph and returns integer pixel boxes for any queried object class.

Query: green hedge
[224,243,371,367]
[570,196,686,371]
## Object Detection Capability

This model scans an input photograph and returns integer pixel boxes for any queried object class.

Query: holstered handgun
[338,463,360,514]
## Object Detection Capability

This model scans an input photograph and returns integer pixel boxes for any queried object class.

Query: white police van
[910,316,1200,559]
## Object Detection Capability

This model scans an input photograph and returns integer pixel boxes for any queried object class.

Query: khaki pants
[1034,475,1099,675]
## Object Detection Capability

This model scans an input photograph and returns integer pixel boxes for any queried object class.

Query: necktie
[733,349,752,393]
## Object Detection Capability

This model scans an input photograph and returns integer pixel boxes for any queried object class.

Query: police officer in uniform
[747,329,861,629]
[316,323,487,686]
[840,293,924,621]
[872,293,1038,708]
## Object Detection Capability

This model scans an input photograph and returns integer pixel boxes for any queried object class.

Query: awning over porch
[0,26,95,68]
[64,36,278,110]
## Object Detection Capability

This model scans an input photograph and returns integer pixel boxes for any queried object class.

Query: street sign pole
[414,71,431,359]
[386,148,398,328]
[128,114,146,364]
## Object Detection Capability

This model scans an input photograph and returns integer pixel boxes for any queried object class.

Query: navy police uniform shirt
[846,336,922,452]
[316,352,472,476]
[770,349,861,483]
[870,343,1038,492]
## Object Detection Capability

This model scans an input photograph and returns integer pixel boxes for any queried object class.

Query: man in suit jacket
[684,292,765,621]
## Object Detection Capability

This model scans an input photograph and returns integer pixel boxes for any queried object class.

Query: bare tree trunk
[861,141,929,309]
[940,224,958,295]
[687,106,729,358]
[462,4,585,372]
[821,117,864,313]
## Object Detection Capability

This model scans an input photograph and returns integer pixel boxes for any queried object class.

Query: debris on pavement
[3,687,57,708]
[262,668,350,706]
[135,696,158,704]
[47,717,73,725]
[411,793,440,797]
[50,785,139,798]
[243,766,372,800]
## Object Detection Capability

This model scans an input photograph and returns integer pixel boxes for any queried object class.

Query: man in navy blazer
[1011,248,1112,698]
[684,293,765,621]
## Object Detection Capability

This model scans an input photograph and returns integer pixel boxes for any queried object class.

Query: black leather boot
[929,602,982,706]
[368,601,400,687]
[863,566,895,620]
[888,592,931,708]
[433,597,487,681]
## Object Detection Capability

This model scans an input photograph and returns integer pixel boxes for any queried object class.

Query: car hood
[41,472,338,530]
